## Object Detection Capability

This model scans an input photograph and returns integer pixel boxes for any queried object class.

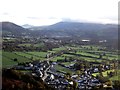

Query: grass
[52,47,67,51]
[14,52,46,60]
[2,45,119,70]
[76,49,118,60]
[62,62,75,65]
[14,52,32,59]
[3,52,30,62]
[18,43,31,47]
[62,54,76,57]
[2,52,30,68]
[52,56,65,61]
[110,75,119,81]
[81,45,102,51]
[48,46,68,54]
[110,70,120,81]
[2,51,47,68]
[92,70,114,77]
[2,56,18,68]
[27,51,47,58]
[2,51,48,68]
[76,52,99,58]
[54,64,74,74]
[103,56,118,60]
[18,70,32,73]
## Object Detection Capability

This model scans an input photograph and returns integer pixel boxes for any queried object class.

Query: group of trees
[74,60,90,71]
[2,69,54,90]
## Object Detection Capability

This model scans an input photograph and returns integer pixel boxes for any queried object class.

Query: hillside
[31,22,118,40]
[1,22,29,37]
[1,21,118,40]
[2,69,54,90]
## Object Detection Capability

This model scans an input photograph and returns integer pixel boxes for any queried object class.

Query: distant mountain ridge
[32,22,118,39]
[30,22,117,30]
[1,21,118,40]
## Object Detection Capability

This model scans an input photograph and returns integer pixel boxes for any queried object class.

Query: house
[71,75,78,79]
[25,67,32,70]
[28,63,33,67]
[93,68,99,72]
[50,74,55,80]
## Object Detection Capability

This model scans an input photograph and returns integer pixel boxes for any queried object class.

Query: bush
[113,80,120,89]
[96,74,109,83]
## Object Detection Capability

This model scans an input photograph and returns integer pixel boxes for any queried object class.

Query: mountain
[1,21,118,40]
[1,22,30,37]
[31,22,118,40]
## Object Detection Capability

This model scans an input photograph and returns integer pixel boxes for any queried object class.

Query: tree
[76,70,81,76]
[13,58,17,62]
[73,80,78,90]
[113,80,120,90]
[90,46,93,50]
[105,80,112,86]
[30,56,33,60]
[103,52,106,56]
[99,54,102,59]
[66,72,71,79]
[96,75,109,83]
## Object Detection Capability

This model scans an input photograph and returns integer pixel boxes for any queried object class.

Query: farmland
[1,19,119,90]
[2,51,48,68]
[2,45,119,67]
[2,37,120,90]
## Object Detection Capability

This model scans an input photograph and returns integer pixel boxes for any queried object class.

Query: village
[11,55,117,90]
[2,31,119,90]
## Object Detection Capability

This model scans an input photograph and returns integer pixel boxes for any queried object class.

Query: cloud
[0,0,118,25]
[61,18,89,23]
[61,18,73,22]
[2,12,9,15]
[27,17,41,20]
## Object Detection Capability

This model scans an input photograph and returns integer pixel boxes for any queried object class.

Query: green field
[54,64,74,74]
[2,51,48,68]
[27,51,47,58]
[92,70,120,81]
[14,52,46,60]
[61,62,75,65]
[52,56,65,61]
[2,45,119,70]
[18,43,32,47]
[110,70,120,81]
[92,70,114,77]
[2,52,30,68]
[52,47,67,51]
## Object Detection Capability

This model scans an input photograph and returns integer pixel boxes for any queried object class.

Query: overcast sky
[0,0,119,26]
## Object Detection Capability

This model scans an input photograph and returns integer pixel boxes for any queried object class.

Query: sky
[0,0,119,26]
